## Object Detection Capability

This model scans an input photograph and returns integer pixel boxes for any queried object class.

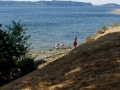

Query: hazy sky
[4,0,120,5]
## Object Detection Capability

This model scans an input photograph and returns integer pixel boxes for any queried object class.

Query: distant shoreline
[110,9,120,14]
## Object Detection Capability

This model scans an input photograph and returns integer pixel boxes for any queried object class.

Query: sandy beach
[110,8,120,14]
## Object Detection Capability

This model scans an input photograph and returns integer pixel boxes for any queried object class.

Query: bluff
[0,25,120,90]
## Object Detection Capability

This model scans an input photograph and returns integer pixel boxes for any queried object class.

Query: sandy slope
[110,9,120,15]
[0,26,120,90]
[94,26,120,40]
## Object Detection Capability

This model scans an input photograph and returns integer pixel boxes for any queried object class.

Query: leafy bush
[96,26,108,34]
[16,57,36,76]
[0,21,36,86]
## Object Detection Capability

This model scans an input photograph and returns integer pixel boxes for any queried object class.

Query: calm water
[0,6,120,50]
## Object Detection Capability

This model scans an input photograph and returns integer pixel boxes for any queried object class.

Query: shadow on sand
[1,32,120,90]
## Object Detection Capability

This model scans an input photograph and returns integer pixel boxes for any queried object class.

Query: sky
[2,0,120,5]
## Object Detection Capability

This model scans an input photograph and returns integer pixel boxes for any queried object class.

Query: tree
[0,21,36,86]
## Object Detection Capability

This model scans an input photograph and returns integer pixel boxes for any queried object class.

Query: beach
[1,25,120,90]
[1,6,119,50]
[31,6,120,63]
[1,7,120,90]
[110,8,120,14]
[29,47,73,65]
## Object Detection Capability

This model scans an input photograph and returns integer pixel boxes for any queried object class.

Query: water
[0,6,120,50]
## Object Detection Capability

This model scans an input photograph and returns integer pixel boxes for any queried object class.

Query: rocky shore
[29,47,73,65]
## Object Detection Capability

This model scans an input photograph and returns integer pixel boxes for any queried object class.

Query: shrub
[110,23,120,27]
[96,26,108,34]
[16,56,36,76]
[0,21,36,86]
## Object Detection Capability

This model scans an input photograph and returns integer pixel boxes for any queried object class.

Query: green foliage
[16,57,36,76]
[0,21,36,86]
[96,26,108,34]
[110,23,120,27]
[0,24,2,27]
[5,21,30,59]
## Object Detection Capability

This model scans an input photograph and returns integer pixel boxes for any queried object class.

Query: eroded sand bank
[110,8,120,14]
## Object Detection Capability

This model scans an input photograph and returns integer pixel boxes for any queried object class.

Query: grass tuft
[110,23,120,28]
[96,26,108,34]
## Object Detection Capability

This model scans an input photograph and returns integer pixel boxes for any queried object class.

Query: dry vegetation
[0,26,120,90]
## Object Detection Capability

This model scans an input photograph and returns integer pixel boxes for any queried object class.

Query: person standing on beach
[73,36,77,48]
